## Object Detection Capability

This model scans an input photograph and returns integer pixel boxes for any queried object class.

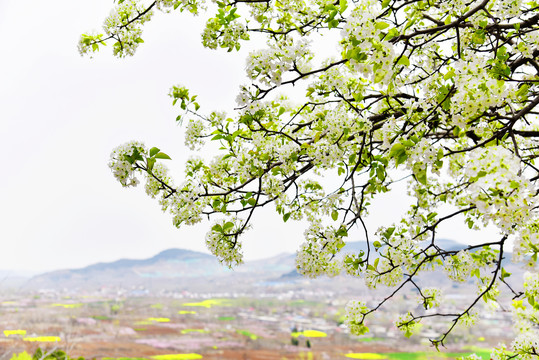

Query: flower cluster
[420,288,442,309]
[205,219,246,267]
[458,146,536,232]
[344,300,370,336]
[364,257,404,288]
[523,271,539,298]
[202,17,248,51]
[184,119,207,150]
[109,141,147,187]
[296,223,345,277]
[341,0,379,46]
[246,0,315,35]
[145,163,172,200]
[156,0,205,14]
[492,0,523,18]
[513,223,539,268]
[341,0,398,85]
[443,251,474,282]
[77,32,105,56]
[103,0,154,57]
[246,38,313,87]
[169,181,207,226]
[488,344,510,360]
[396,312,422,338]
[511,331,539,360]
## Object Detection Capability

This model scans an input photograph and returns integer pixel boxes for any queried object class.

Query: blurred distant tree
[80,0,539,358]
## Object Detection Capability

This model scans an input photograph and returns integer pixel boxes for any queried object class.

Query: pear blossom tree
[80,0,539,357]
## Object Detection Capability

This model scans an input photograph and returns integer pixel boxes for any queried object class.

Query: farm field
[0,290,507,360]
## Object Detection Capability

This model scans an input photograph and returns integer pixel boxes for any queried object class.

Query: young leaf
[397,55,410,66]
[150,147,160,157]
[223,221,235,233]
[155,152,172,160]
[283,213,291,222]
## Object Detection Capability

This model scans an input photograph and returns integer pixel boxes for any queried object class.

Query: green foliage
[31,349,84,360]
[10,352,32,360]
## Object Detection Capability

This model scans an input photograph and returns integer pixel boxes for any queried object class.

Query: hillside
[20,239,518,292]
[22,248,296,292]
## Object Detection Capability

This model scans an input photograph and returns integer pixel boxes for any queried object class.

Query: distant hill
[20,239,517,292]
[0,270,41,289]
[22,248,296,292]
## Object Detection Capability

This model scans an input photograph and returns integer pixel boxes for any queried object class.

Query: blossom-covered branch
[83,0,539,357]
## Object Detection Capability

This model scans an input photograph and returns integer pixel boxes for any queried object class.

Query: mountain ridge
[17,238,506,292]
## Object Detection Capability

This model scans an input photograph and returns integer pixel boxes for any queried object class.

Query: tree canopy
[80,0,539,357]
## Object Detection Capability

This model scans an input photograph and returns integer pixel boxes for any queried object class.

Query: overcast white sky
[0,0,498,273]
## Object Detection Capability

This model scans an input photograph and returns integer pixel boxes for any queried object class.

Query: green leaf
[389,143,407,166]
[375,21,390,30]
[376,167,384,180]
[382,226,395,239]
[283,213,291,222]
[402,139,415,147]
[496,46,508,61]
[385,28,399,41]
[397,55,410,66]
[413,162,427,185]
[501,267,511,280]
[223,221,235,232]
[150,147,160,157]
[331,210,339,221]
[356,324,370,335]
[374,70,385,83]
[336,226,348,237]
[147,157,156,171]
[155,152,172,160]
[444,69,455,80]
[124,155,135,164]
[328,19,340,28]
[513,299,525,310]
[389,143,405,156]
[212,224,223,233]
